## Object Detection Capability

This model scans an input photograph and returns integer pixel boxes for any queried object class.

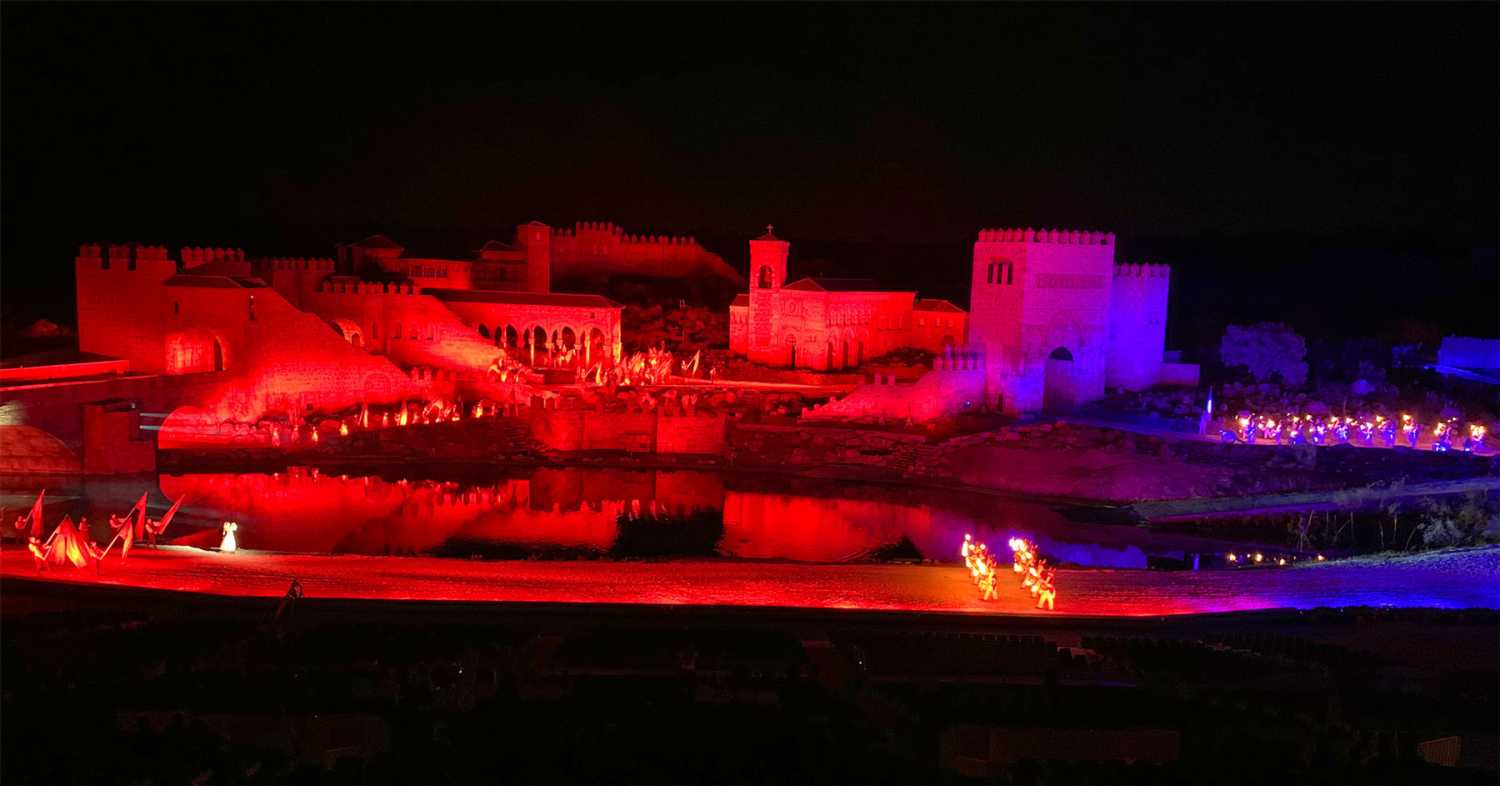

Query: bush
[1220,323,1309,386]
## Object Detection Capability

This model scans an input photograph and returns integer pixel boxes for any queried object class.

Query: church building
[729,228,968,371]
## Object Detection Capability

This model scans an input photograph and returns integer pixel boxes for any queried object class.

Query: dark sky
[2,3,1497,333]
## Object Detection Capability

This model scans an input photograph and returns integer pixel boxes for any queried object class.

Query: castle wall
[729,304,749,356]
[172,282,419,421]
[550,221,743,286]
[1106,263,1170,390]
[969,229,1116,414]
[802,350,986,423]
[253,257,336,311]
[911,309,968,352]
[75,244,178,374]
[305,282,503,372]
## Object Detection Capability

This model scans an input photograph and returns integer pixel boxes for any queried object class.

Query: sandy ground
[4,544,1496,617]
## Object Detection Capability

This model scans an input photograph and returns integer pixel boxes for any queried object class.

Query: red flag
[25,489,45,540]
[129,493,148,541]
[149,495,186,537]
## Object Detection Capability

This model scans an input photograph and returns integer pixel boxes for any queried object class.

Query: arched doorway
[477,324,490,340]
[588,327,606,365]
[505,325,519,349]
[212,339,225,372]
[1043,347,1076,413]
[531,326,548,364]
[758,266,774,288]
[786,335,797,368]
[826,342,834,371]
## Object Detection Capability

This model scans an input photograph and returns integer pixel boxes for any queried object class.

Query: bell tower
[747,225,788,363]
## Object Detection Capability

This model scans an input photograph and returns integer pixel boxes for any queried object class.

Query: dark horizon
[3,3,1497,339]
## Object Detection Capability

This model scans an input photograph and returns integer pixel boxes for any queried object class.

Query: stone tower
[747,225,788,364]
[968,228,1116,414]
[517,221,552,294]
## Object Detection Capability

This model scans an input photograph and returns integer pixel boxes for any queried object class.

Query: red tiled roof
[427,288,623,309]
[730,294,749,307]
[782,277,902,293]
[914,298,966,313]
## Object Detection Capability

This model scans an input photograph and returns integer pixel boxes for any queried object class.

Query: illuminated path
[3,545,1496,617]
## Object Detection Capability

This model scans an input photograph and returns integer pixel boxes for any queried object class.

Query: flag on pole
[24,489,46,540]
[149,495,186,539]
[128,493,148,541]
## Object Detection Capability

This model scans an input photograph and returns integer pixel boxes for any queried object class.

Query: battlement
[556,221,623,237]
[933,347,985,373]
[317,280,418,296]
[259,257,336,272]
[623,233,697,246]
[1113,262,1170,279]
[976,228,1115,246]
[555,221,698,247]
[181,246,246,266]
[78,243,171,266]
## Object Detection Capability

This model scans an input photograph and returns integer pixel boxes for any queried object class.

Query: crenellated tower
[1106,262,1171,390]
[968,227,1117,413]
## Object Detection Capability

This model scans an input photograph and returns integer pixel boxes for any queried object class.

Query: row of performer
[1221,413,1487,452]
[8,490,240,570]
[961,533,1056,611]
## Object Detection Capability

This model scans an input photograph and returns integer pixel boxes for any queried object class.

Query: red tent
[46,516,97,569]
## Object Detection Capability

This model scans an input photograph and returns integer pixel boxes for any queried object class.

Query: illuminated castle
[968,227,1181,414]
[72,222,628,422]
[729,227,968,370]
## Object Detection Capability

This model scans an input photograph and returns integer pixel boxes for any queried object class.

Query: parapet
[317,280,417,295]
[84,243,170,266]
[259,257,336,272]
[554,221,697,247]
[1113,262,1170,279]
[976,227,1115,246]
[180,247,246,266]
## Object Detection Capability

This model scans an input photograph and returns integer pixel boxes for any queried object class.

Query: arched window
[757,266,774,288]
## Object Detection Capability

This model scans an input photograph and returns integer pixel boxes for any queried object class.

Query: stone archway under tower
[1042,346,1080,413]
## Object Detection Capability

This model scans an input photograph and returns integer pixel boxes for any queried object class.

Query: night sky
[3,3,1496,340]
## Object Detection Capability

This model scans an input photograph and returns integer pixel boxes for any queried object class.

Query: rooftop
[914,298,966,313]
[427,288,624,309]
[162,275,268,289]
[782,276,908,294]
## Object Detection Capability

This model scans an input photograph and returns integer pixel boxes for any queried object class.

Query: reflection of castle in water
[158,468,1238,567]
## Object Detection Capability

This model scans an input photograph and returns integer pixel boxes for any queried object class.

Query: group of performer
[961,533,1056,611]
[1222,412,1487,453]
[10,490,188,571]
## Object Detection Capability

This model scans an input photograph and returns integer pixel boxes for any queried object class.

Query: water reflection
[132,468,1249,567]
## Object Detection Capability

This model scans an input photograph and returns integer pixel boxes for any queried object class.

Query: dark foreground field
[3,576,1497,785]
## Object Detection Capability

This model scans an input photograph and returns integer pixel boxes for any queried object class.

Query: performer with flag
[144,495,186,547]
